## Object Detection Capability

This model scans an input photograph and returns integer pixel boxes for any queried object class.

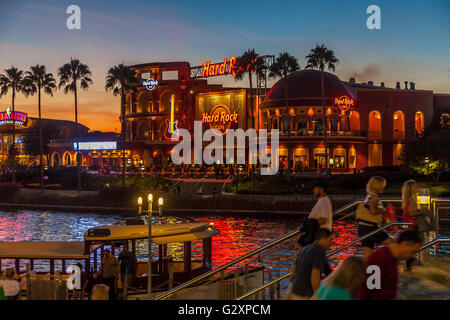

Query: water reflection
[0,210,359,277]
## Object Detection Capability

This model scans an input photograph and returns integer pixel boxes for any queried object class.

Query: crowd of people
[286,176,431,300]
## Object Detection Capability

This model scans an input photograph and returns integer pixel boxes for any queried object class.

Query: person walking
[402,180,430,271]
[357,228,422,300]
[288,228,333,299]
[308,181,333,232]
[100,249,118,300]
[118,245,133,292]
[311,256,366,300]
[356,176,394,260]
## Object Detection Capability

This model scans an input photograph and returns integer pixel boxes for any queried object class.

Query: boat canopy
[84,222,220,244]
[0,241,88,259]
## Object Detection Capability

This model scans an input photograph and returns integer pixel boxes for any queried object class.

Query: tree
[269,52,301,178]
[23,122,59,161]
[57,58,93,192]
[23,65,57,190]
[305,44,339,178]
[0,66,26,183]
[233,49,262,189]
[105,64,139,188]
[401,129,449,182]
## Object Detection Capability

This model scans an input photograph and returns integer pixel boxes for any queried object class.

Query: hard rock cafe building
[121,58,450,173]
[4,57,448,174]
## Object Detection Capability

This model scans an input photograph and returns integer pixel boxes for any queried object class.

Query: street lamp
[158,197,163,216]
[147,193,153,299]
[137,196,143,215]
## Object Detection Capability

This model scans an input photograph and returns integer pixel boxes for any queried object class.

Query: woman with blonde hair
[311,256,366,300]
[402,179,426,270]
[357,176,394,260]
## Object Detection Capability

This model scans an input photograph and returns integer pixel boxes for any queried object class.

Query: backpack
[355,202,383,226]
[297,218,319,246]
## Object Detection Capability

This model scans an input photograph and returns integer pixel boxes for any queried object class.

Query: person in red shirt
[357,229,422,300]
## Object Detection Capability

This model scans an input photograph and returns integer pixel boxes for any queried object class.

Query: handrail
[327,221,412,257]
[419,237,450,251]
[153,228,301,300]
[155,197,450,300]
[236,221,412,300]
[334,198,402,221]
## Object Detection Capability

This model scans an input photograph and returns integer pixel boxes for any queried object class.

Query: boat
[0,221,265,299]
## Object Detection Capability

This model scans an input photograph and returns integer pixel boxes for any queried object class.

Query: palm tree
[0,66,26,183]
[233,49,261,189]
[269,52,300,179]
[105,64,139,188]
[305,44,339,178]
[23,65,57,190]
[57,58,93,192]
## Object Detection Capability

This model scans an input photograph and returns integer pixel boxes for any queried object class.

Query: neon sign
[0,107,27,126]
[73,141,117,151]
[202,105,239,135]
[201,57,237,78]
[143,78,158,90]
[334,95,354,112]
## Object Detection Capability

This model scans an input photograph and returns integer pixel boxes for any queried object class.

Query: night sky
[0,0,449,132]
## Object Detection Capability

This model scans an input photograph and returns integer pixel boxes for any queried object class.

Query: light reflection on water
[0,210,360,279]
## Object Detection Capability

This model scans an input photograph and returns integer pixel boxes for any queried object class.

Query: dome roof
[261,69,355,108]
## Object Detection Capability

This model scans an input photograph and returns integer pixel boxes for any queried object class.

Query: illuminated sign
[163,119,180,141]
[143,78,158,90]
[334,95,354,112]
[201,57,237,78]
[0,107,28,126]
[73,141,117,151]
[202,105,239,135]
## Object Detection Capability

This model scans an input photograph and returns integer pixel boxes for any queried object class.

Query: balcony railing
[275,130,367,138]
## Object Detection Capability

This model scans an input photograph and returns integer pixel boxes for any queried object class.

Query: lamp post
[137,196,142,215]
[147,193,153,298]
[158,197,163,216]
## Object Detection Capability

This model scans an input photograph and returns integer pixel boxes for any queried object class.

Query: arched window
[349,111,360,131]
[415,111,425,134]
[393,111,405,139]
[52,152,60,167]
[159,90,176,113]
[369,110,381,139]
[63,152,71,166]
[138,122,151,140]
[137,92,151,114]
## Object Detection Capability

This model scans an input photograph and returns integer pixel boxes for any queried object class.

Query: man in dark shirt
[290,228,333,299]
[358,229,422,300]
[118,245,133,291]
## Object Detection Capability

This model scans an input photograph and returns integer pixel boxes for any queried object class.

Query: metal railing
[154,197,450,300]
[419,237,450,251]
[334,198,402,221]
[153,228,301,300]
[236,221,413,300]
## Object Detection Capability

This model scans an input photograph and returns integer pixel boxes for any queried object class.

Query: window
[415,111,425,134]
[369,111,381,139]
[349,111,360,131]
[393,111,405,139]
